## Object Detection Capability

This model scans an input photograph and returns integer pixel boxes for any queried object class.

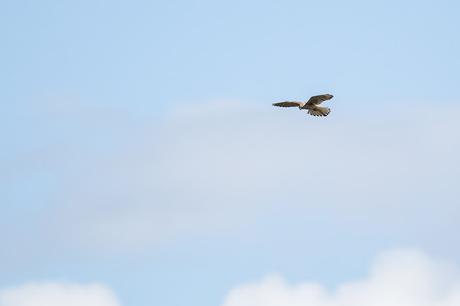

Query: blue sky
[1,1,460,306]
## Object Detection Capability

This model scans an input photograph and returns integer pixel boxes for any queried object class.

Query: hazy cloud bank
[58,102,460,249]
[3,100,460,252]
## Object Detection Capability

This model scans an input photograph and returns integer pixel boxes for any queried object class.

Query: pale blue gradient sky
[1,1,460,306]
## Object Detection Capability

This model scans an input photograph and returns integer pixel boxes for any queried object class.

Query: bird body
[273,94,334,117]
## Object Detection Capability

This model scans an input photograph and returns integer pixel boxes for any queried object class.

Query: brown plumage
[273,94,334,117]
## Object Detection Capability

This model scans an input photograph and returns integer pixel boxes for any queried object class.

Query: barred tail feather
[307,106,330,117]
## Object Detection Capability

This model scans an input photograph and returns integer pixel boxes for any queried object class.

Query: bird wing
[305,94,333,106]
[272,101,304,108]
[307,106,331,117]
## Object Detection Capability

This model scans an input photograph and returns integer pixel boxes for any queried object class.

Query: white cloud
[0,282,120,306]
[221,249,460,306]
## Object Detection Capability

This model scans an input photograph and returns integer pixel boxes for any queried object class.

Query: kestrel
[273,94,334,117]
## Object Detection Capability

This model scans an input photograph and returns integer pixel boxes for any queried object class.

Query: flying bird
[273,94,334,117]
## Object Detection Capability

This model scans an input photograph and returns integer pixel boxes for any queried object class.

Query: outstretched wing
[307,106,331,117]
[272,101,303,108]
[305,94,334,106]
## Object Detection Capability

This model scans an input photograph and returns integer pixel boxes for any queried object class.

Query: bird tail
[307,106,330,117]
